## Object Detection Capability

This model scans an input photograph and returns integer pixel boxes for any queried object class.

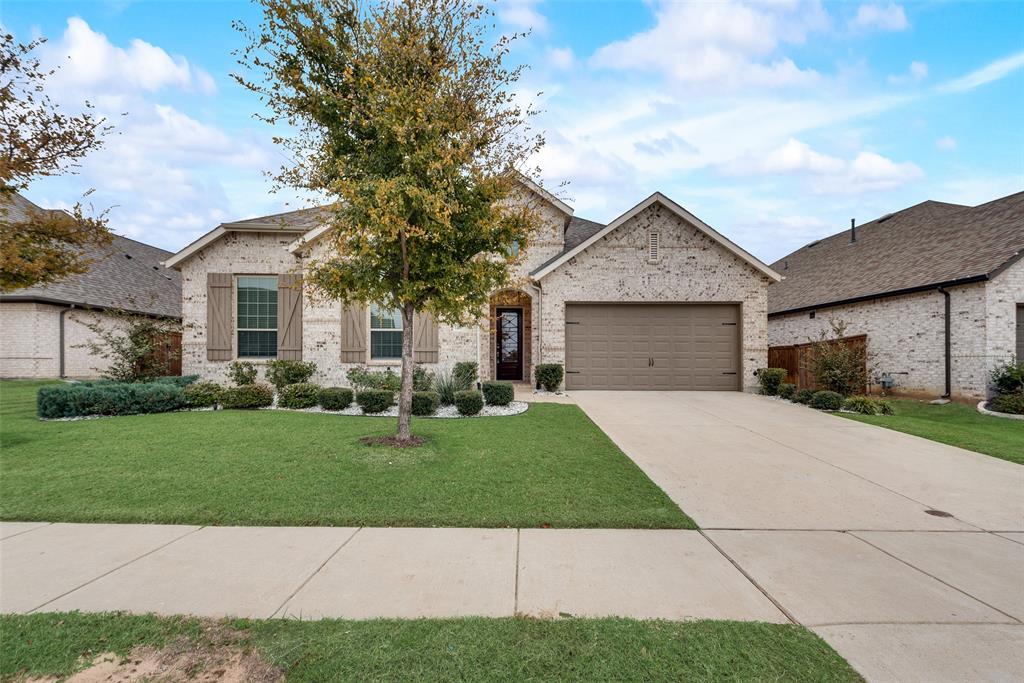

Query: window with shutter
[370,304,403,359]
[237,276,278,358]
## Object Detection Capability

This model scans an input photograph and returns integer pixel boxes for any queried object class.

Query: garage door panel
[566,303,739,391]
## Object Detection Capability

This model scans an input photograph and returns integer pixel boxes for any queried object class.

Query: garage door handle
[565,370,580,374]
[721,322,737,326]
[722,372,737,375]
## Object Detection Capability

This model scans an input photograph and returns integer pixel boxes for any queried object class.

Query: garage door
[565,303,740,390]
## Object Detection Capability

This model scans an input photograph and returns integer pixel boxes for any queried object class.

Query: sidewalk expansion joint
[270,526,363,619]
[0,522,54,541]
[513,528,521,616]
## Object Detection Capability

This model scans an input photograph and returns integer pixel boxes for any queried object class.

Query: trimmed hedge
[412,391,440,416]
[220,384,274,409]
[38,382,185,419]
[265,360,317,390]
[757,368,788,396]
[990,391,1024,415]
[535,363,564,392]
[455,389,484,416]
[778,383,797,400]
[357,389,394,414]
[482,381,514,406]
[318,387,353,411]
[277,382,320,409]
[454,361,478,389]
[809,390,843,411]
[794,388,815,405]
[183,381,223,408]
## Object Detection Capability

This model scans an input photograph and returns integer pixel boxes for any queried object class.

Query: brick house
[164,178,780,391]
[0,193,182,379]
[768,192,1024,400]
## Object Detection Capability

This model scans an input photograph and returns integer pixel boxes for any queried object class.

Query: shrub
[989,391,1024,415]
[842,395,884,415]
[535,363,564,392]
[37,382,185,419]
[412,391,440,416]
[228,361,258,386]
[76,311,182,382]
[778,383,796,400]
[809,390,843,411]
[454,361,478,389]
[990,361,1024,396]
[757,368,788,396]
[482,380,514,406]
[183,381,223,408]
[804,319,871,396]
[433,367,461,405]
[151,375,199,387]
[413,365,435,392]
[277,382,320,409]
[265,360,316,390]
[356,389,394,414]
[455,389,484,416]
[347,366,401,392]
[220,383,274,409]
[794,388,815,404]
[318,387,354,411]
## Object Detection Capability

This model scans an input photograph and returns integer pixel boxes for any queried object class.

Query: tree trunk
[396,302,415,442]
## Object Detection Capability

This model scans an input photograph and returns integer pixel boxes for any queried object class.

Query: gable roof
[768,191,1024,316]
[531,192,782,281]
[1,194,181,318]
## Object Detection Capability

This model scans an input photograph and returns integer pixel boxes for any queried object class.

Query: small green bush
[277,382,320,409]
[220,383,274,409]
[535,363,564,392]
[990,360,1024,395]
[809,390,843,411]
[412,391,440,416]
[989,391,1024,415]
[757,368,788,396]
[183,381,223,408]
[228,361,258,386]
[482,380,514,406]
[265,360,316,390]
[356,389,394,414]
[454,361,478,389]
[413,365,435,392]
[347,366,401,392]
[842,395,881,415]
[38,382,186,418]
[433,367,460,406]
[455,389,484,416]
[318,387,354,411]
[152,375,199,387]
[778,383,797,400]
[794,388,815,404]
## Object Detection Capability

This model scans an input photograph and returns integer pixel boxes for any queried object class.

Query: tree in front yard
[235,0,544,443]
[0,33,113,292]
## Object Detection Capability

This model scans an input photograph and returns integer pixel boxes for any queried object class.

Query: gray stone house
[164,179,780,391]
[768,192,1024,400]
[0,193,182,378]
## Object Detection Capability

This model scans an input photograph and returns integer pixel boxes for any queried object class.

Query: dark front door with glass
[496,308,523,381]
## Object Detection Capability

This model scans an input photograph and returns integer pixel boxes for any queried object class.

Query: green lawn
[838,398,1024,465]
[0,612,862,682]
[0,380,692,528]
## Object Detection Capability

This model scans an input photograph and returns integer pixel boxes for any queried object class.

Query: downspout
[937,287,951,398]
[58,305,74,378]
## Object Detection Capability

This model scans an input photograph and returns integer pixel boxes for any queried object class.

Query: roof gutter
[0,295,181,321]
[767,274,989,318]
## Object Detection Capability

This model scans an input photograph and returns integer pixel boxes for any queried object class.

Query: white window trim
[368,304,404,363]
[235,274,279,360]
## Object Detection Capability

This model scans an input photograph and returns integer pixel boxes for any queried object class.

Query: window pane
[237,276,278,330]
[238,330,278,358]
[371,330,403,359]
[370,304,402,330]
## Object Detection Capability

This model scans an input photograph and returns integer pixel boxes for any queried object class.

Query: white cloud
[725,138,845,174]
[849,3,908,32]
[937,51,1024,93]
[589,1,827,89]
[888,60,928,84]
[42,17,216,95]
[936,136,957,151]
[545,46,575,71]
[498,0,549,34]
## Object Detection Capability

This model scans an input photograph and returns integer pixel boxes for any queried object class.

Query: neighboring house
[0,193,182,379]
[768,192,1024,400]
[164,179,780,391]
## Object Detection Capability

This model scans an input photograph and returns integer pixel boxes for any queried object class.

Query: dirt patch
[360,435,426,448]
[28,623,281,683]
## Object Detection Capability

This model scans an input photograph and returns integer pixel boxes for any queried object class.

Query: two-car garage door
[565,303,740,390]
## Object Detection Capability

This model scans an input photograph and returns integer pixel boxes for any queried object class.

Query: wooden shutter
[413,311,439,363]
[207,273,233,361]
[277,273,303,360]
[340,303,367,362]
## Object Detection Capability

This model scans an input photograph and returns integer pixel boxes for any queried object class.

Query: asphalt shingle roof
[768,192,1024,315]
[2,194,181,318]
[530,216,606,274]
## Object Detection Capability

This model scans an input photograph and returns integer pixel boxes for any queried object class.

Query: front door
[496,308,523,380]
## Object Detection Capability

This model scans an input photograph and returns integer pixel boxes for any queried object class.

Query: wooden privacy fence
[768,334,867,390]
[152,331,183,376]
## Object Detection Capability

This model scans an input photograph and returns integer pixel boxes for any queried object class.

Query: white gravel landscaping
[268,400,529,418]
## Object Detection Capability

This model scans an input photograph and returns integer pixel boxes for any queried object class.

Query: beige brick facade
[767,257,1024,399]
[0,302,124,378]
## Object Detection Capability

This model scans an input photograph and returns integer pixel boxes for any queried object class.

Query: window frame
[235,274,279,359]
[369,304,404,361]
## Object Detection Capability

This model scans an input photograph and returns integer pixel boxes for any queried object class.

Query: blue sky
[3,0,1022,263]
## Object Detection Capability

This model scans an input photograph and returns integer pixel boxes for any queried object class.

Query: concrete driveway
[573,391,1024,683]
